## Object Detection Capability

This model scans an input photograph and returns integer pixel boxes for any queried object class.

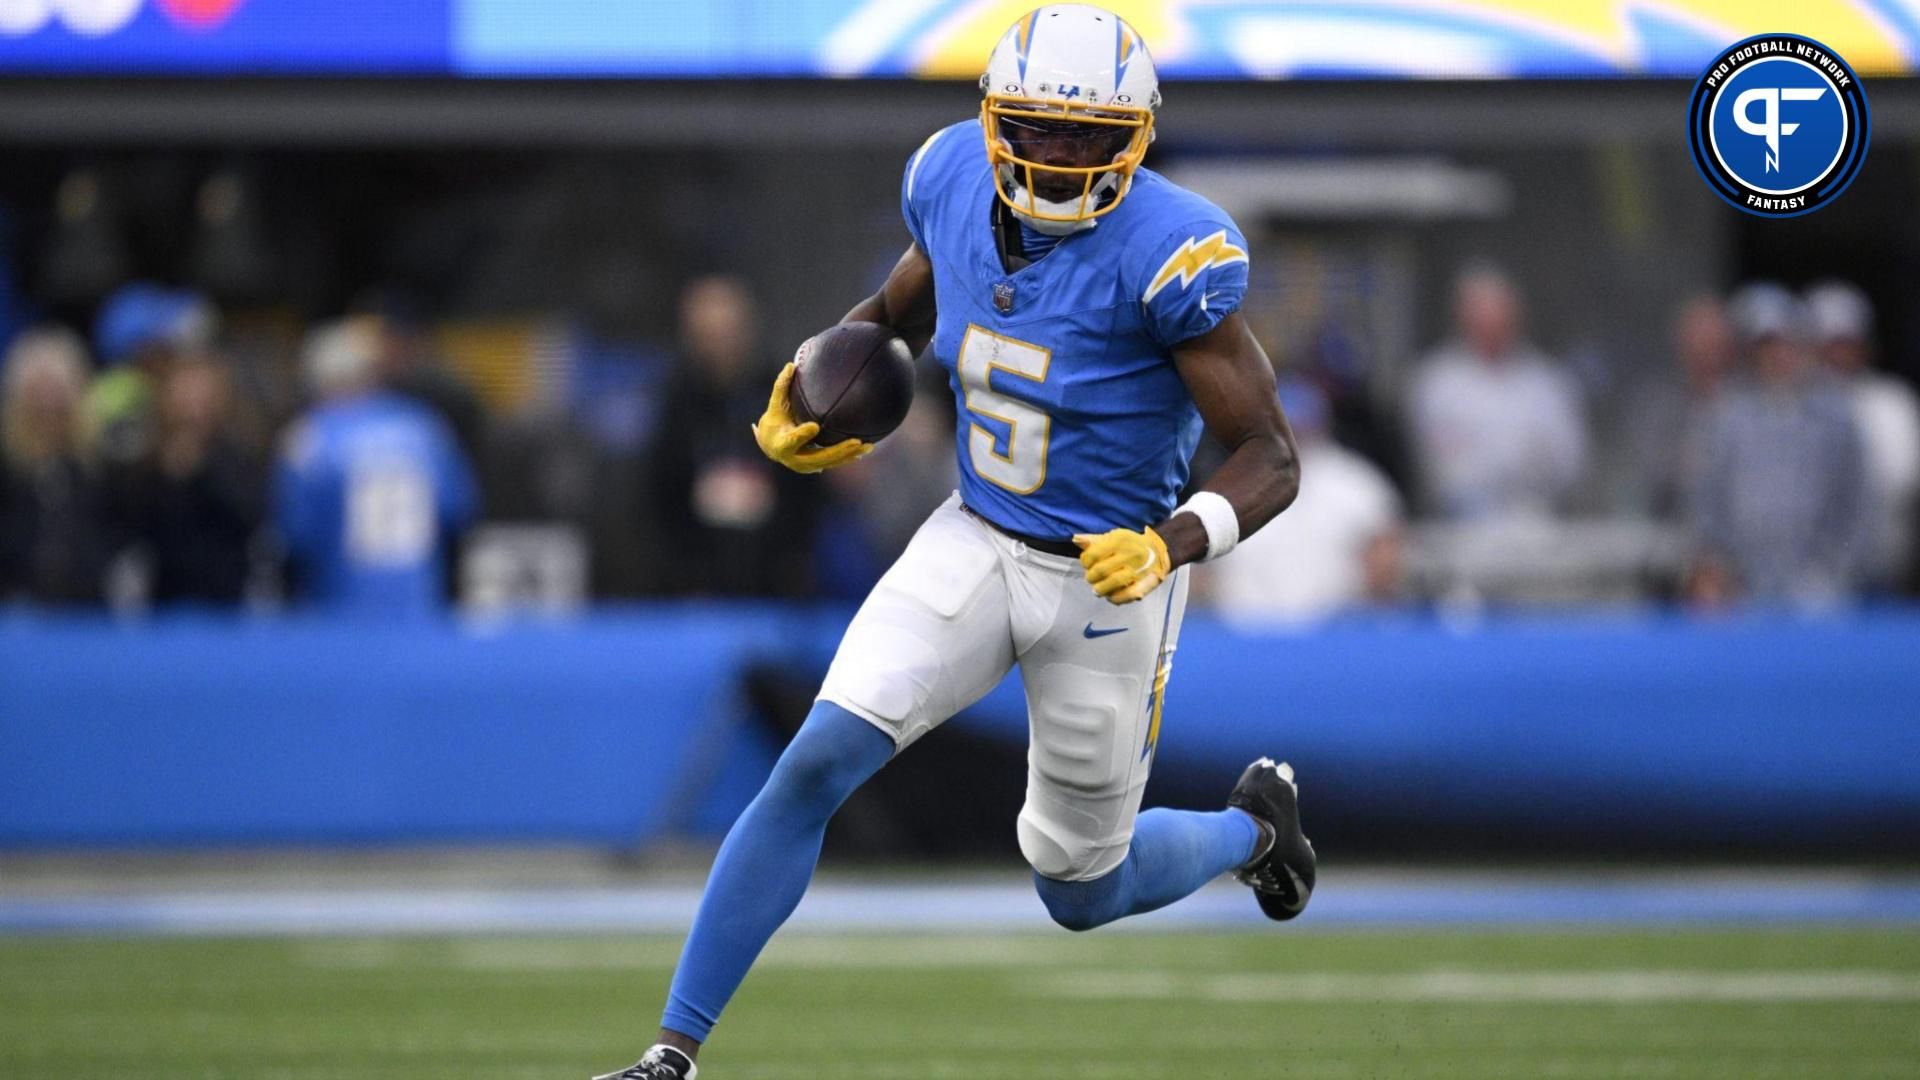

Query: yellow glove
[1072,526,1171,605]
[750,362,874,474]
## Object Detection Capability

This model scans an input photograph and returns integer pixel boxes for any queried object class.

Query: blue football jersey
[901,118,1250,540]
[275,393,478,618]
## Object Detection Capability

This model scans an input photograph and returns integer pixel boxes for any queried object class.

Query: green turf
[3,928,1918,1078]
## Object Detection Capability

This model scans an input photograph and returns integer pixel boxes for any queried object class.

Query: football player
[597,7,1313,1077]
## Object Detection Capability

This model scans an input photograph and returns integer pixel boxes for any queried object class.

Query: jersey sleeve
[1136,218,1251,348]
[900,127,953,253]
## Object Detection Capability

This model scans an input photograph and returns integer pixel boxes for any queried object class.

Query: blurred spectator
[36,170,132,317]
[107,356,265,607]
[359,302,487,605]
[189,168,282,306]
[354,291,486,462]
[1408,265,1587,519]
[0,327,116,606]
[1623,295,1736,517]
[1686,284,1872,608]
[275,317,478,617]
[85,282,217,466]
[1804,280,1920,589]
[645,276,819,597]
[1304,321,1411,494]
[1199,377,1404,625]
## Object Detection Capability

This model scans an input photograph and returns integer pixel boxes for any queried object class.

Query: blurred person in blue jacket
[274,317,477,617]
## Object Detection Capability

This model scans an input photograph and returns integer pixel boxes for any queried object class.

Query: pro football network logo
[1688,33,1869,218]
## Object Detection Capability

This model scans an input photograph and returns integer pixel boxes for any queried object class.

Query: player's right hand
[750,362,874,474]
[1073,525,1171,604]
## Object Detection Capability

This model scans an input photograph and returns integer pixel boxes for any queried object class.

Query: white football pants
[819,493,1189,881]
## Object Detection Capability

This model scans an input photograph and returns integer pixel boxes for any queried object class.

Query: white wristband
[1175,490,1240,561]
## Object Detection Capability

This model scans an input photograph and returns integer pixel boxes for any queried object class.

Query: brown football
[788,321,916,445]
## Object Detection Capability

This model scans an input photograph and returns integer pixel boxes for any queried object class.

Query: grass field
[3,928,1918,1078]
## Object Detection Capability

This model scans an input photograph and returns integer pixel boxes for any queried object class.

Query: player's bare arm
[1157,310,1300,568]
[840,241,937,356]
[1075,312,1298,605]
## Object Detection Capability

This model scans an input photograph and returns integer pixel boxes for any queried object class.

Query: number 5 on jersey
[959,325,1051,494]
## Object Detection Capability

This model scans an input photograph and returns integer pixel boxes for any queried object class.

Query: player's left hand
[1072,526,1171,605]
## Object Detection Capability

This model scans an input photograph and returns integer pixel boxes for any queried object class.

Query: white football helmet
[980,4,1161,232]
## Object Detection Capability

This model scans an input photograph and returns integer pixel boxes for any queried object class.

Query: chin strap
[998,157,1121,236]
[1011,200,1101,236]
[991,196,1033,272]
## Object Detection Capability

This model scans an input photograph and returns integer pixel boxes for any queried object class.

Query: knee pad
[1018,799,1118,881]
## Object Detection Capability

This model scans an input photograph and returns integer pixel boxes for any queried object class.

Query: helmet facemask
[981,88,1155,231]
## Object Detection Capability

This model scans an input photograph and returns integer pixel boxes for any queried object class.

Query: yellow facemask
[979,92,1155,225]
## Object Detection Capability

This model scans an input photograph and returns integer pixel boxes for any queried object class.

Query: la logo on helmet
[1687,32,1870,218]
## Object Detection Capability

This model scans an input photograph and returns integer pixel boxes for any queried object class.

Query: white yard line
[11,874,1920,936]
[296,938,1920,1005]
[1031,969,1920,1003]
[297,935,1095,971]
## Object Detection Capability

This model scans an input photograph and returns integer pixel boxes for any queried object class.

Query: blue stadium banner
[1,1,1915,79]
[0,0,451,74]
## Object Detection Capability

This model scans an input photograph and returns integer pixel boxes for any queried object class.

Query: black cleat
[1227,757,1316,921]
[592,1046,697,1080]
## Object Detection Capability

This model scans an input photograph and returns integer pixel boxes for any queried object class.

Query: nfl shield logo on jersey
[992,281,1016,313]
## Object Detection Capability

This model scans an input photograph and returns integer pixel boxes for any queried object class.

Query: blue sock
[1032,807,1260,931]
[660,701,894,1042]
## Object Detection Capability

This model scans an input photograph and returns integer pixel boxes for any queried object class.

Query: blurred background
[3,8,1920,1076]
[1,7,1919,1073]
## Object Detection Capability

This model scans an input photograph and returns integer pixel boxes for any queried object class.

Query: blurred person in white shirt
[1803,280,1919,589]
[1200,376,1404,626]
[1408,265,1588,520]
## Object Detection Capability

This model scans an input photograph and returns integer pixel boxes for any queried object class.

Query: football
[788,321,916,445]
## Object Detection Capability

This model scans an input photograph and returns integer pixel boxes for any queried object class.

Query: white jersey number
[346,462,437,567]
[958,325,1051,494]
